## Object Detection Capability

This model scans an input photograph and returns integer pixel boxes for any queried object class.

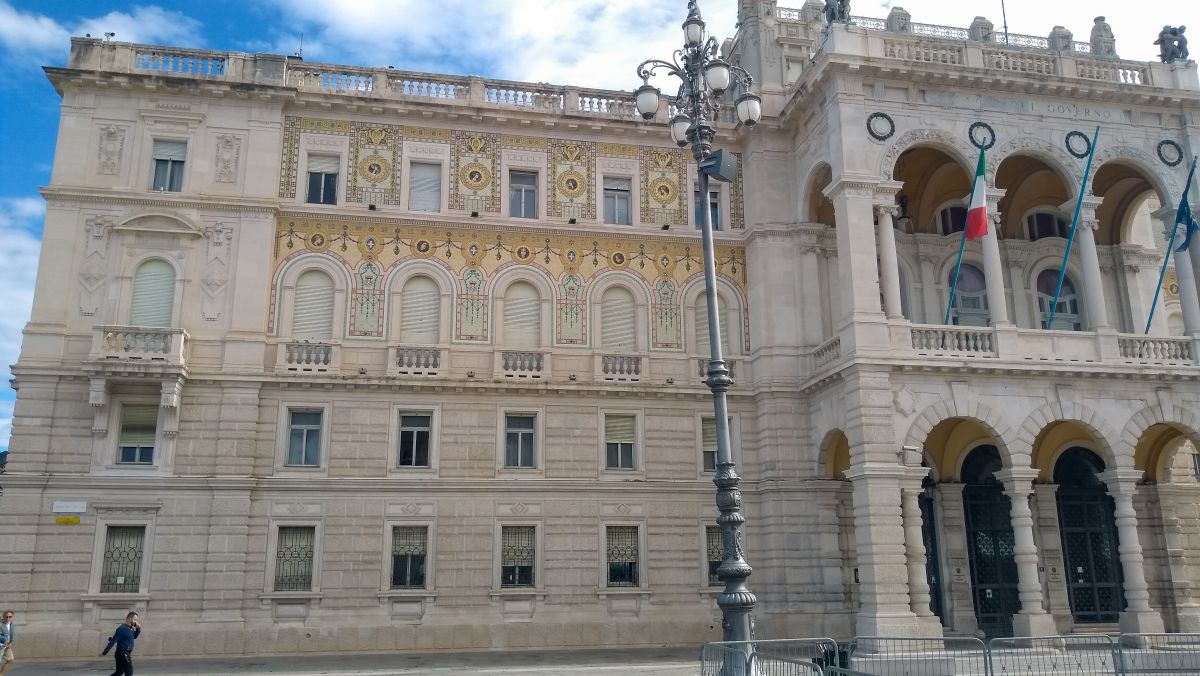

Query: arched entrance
[1054,447,1125,624]
[962,444,1019,637]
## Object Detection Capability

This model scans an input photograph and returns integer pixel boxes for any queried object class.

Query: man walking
[101,611,141,676]
[0,610,14,675]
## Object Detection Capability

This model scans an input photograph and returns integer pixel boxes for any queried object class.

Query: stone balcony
[903,323,1199,367]
[275,341,341,375]
[87,326,189,376]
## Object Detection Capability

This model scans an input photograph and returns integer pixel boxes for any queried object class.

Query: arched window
[399,276,440,344]
[599,286,636,351]
[1036,269,1081,330]
[503,282,541,349]
[938,205,967,236]
[695,292,731,355]
[949,264,989,326]
[130,259,176,327]
[292,270,335,340]
[1026,211,1069,241]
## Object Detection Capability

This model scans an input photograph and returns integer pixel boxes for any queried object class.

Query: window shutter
[399,276,440,344]
[694,294,730,355]
[504,282,540,349]
[702,418,717,451]
[307,154,340,173]
[600,287,636,350]
[605,415,636,444]
[130,259,175,327]
[604,176,631,191]
[152,140,187,161]
[119,404,158,446]
[293,270,335,340]
[408,162,442,212]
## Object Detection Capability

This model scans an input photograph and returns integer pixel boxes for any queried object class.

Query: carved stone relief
[80,216,116,316]
[97,126,126,175]
[214,134,242,184]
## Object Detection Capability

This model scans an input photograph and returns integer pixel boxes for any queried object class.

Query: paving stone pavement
[13,646,699,675]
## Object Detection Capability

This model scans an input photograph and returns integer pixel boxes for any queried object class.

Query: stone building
[5,1,1200,657]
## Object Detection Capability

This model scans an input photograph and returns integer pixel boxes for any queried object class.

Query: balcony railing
[497,351,547,379]
[388,346,445,377]
[911,325,996,356]
[1118,336,1194,364]
[90,326,188,367]
[597,354,642,382]
[277,341,340,374]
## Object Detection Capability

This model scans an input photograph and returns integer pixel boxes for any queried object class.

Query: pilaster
[1098,468,1166,634]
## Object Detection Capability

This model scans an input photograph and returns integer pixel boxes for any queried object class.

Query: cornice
[40,187,278,214]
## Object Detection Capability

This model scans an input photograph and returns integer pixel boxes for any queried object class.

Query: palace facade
[5,1,1200,657]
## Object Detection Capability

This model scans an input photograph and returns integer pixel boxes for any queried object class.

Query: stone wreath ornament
[968,121,995,150]
[1065,131,1092,159]
[866,112,895,142]
[1157,140,1183,167]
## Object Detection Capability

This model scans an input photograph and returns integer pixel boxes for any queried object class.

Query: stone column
[936,482,978,636]
[982,192,1010,325]
[1033,484,1072,630]
[900,469,940,637]
[875,204,905,319]
[845,462,924,636]
[1154,206,1200,334]
[828,179,888,347]
[1117,245,1157,335]
[1007,250,1032,328]
[1074,205,1111,329]
[995,467,1058,635]
[799,230,826,345]
[1098,468,1167,633]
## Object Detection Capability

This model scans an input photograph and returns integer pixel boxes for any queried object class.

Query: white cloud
[0,196,43,452]
[0,2,202,65]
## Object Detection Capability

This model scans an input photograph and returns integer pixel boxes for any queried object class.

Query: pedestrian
[0,609,14,676]
[101,611,141,676]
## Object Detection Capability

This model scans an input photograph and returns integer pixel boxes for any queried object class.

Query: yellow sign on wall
[55,516,80,525]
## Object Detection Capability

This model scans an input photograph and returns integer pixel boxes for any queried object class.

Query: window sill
[259,591,323,602]
[376,589,438,600]
[81,592,151,605]
[489,588,546,600]
[596,588,651,598]
[387,467,438,478]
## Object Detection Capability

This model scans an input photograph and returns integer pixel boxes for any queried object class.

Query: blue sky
[0,1,1182,452]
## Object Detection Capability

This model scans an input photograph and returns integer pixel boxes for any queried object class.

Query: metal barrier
[701,633,1200,676]
[1119,633,1200,675]
[989,635,1118,675]
[848,636,989,675]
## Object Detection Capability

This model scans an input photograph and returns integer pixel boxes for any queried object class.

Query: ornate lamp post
[633,0,762,644]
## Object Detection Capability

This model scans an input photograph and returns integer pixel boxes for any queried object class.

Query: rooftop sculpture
[1155,25,1189,64]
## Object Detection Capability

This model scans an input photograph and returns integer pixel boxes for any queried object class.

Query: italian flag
[965,147,988,240]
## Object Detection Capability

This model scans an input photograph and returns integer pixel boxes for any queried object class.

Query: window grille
[605,415,636,470]
[408,162,442,212]
[505,415,536,468]
[706,525,723,586]
[274,526,315,591]
[398,413,431,467]
[151,140,186,192]
[100,526,145,593]
[287,409,322,466]
[118,404,158,465]
[306,154,339,205]
[603,176,632,224]
[390,526,427,588]
[509,171,538,219]
[500,525,535,587]
[606,525,640,587]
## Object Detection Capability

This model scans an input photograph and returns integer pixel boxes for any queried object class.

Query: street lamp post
[634,0,762,645]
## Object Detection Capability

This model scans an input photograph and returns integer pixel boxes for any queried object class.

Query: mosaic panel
[548,140,595,221]
[640,147,686,227]
[730,152,745,230]
[349,123,403,206]
[279,116,300,198]
[271,216,745,347]
[451,131,500,214]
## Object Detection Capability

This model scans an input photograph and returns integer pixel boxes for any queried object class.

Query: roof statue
[1156,25,1189,63]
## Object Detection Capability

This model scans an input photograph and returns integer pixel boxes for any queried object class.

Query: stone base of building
[1012,611,1059,637]
[1119,609,1166,635]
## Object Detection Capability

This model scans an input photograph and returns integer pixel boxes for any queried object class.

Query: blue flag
[1177,191,1197,253]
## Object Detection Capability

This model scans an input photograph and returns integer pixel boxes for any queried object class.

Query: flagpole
[944,224,970,325]
[1047,126,1100,329]
[1145,156,1198,334]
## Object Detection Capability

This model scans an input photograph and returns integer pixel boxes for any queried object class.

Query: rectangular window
[606,525,640,587]
[509,171,538,219]
[694,187,720,230]
[603,177,632,225]
[287,409,323,467]
[397,413,431,468]
[706,525,722,586]
[702,417,717,472]
[390,526,428,589]
[274,526,316,591]
[118,404,157,465]
[100,526,145,593]
[306,154,340,205]
[408,162,442,212]
[604,414,636,470]
[151,140,186,192]
[504,414,536,468]
[500,525,535,587]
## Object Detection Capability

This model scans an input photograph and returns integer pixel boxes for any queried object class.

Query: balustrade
[278,342,339,374]
[389,347,444,377]
[289,67,374,92]
[884,40,963,65]
[695,357,738,380]
[1118,336,1194,364]
[500,351,546,378]
[92,326,188,367]
[134,49,225,76]
[911,325,996,355]
[389,75,464,99]
[813,337,842,369]
[984,50,1057,75]
[598,355,642,382]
